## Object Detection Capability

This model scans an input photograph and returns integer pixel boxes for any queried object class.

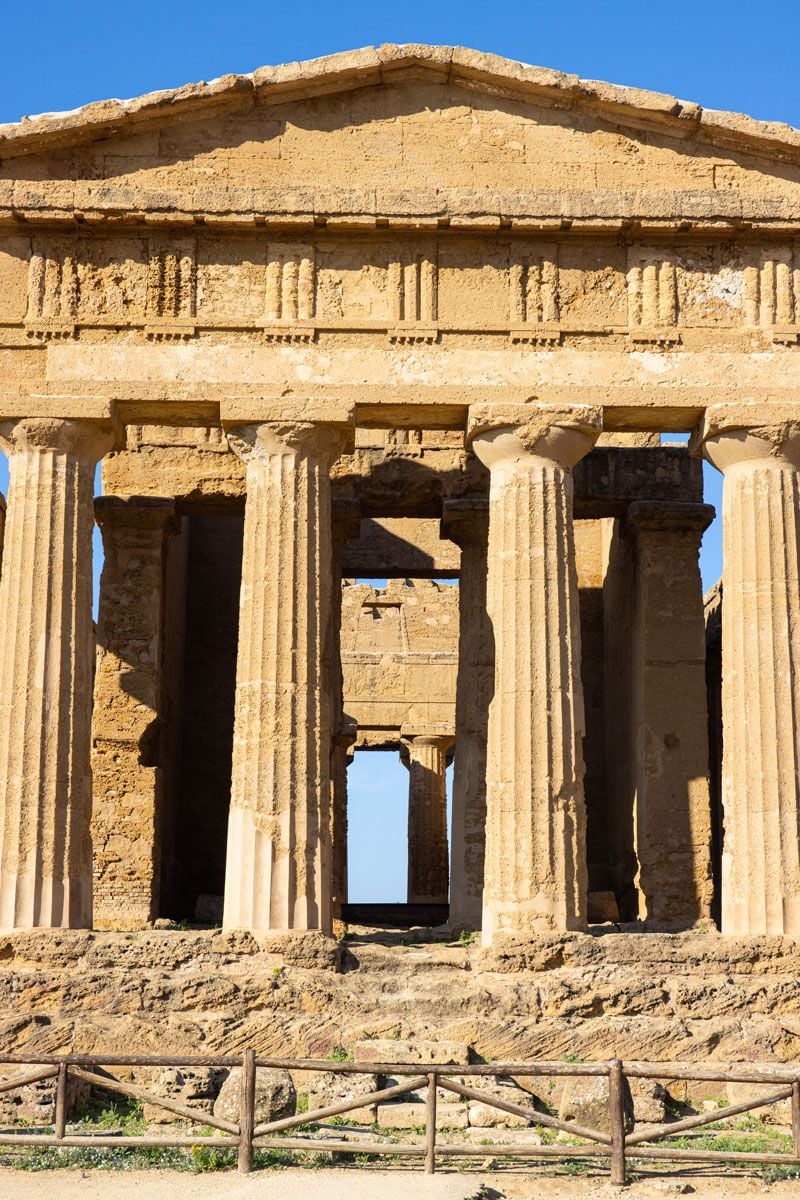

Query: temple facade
[0,46,799,946]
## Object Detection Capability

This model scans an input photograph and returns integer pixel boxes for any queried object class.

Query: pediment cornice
[1,44,799,169]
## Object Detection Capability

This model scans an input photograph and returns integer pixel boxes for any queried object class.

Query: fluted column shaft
[442,499,491,932]
[0,416,116,929]
[91,497,178,928]
[696,406,800,935]
[402,734,453,905]
[469,403,601,945]
[223,418,351,933]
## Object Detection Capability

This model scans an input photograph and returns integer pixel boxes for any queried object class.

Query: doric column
[441,497,491,933]
[330,723,356,919]
[0,415,117,929]
[401,731,453,905]
[91,496,178,929]
[222,408,354,933]
[468,402,602,944]
[694,404,800,935]
[624,501,715,926]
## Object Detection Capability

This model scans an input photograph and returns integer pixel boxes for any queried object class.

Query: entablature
[2,227,800,353]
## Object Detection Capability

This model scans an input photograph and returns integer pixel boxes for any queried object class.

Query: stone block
[630,1078,669,1124]
[0,1071,89,1126]
[588,891,620,924]
[139,1066,227,1125]
[213,1067,295,1125]
[355,1038,469,1065]
[381,1077,463,1103]
[330,1105,378,1126]
[726,1082,793,1126]
[307,1070,379,1110]
[377,1101,469,1129]
[558,1075,634,1135]
[468,1103,529,1129]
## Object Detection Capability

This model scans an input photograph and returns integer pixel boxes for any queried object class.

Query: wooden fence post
[608,1059,627,1187]
[425,1072,437,1174]
[54,1061,67,1139]
[238,1048,256,1174]
[792,1081,800,1159]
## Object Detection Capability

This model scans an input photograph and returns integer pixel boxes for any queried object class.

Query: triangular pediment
[2,46,800,228]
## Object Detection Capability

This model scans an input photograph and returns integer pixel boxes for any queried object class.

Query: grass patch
[327,1046,352,1063]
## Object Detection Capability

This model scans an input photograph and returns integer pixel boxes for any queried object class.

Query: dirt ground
[0,1168,797,1199]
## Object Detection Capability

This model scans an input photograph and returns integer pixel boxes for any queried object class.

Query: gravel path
[1,1168,799,1199]
[0,1167,487,1199]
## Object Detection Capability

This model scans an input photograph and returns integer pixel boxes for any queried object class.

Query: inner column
[401,731,453,905]
[222,409,353,933]
[441,498,492,933]
[468,402,601,945]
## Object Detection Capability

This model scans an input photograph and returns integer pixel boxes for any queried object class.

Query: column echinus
[221,401,355,933]
[467,402,602,945]
[693,404,800,935]
[0,410,119,928]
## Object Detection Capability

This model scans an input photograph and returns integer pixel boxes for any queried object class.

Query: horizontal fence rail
[0,1052,798,1182]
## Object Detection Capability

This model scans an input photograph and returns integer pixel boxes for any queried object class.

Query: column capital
[221,398,355,465]
[467,402,602,472]
[94,495,178,534]
[0,415,120,460]
[226,419,354,466]
[691,403,800,472]
[401,726,455,749]
[440,497,489,547]
[333,718,358,753]
[625,500,715,535]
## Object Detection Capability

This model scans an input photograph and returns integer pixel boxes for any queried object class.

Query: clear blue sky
[0,0,793,901]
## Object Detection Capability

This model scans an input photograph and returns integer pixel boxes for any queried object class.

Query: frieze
[5,233,800,349]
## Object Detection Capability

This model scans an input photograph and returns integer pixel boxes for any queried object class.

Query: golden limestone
[0,47,795,956]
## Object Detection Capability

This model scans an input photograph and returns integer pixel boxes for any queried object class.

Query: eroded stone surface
[213,1066,296,1125]
[0,49,795,979]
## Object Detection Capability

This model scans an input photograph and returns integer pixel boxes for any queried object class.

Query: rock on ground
[213,1066,295,1124]
[139,1066,227,1125]
[558,1073,635,1134]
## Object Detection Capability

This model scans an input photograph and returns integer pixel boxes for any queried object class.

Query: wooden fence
[1,1053,799,1183]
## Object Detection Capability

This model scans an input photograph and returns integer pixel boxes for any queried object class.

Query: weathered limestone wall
[341,579,459,740]
[4,930,800,1084]
[342,517,459,577]
[92,497,177,928]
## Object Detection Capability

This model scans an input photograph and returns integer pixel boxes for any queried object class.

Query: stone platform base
[1,928,799,1088]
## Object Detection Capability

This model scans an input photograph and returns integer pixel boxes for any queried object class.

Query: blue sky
[0,0,794,901]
